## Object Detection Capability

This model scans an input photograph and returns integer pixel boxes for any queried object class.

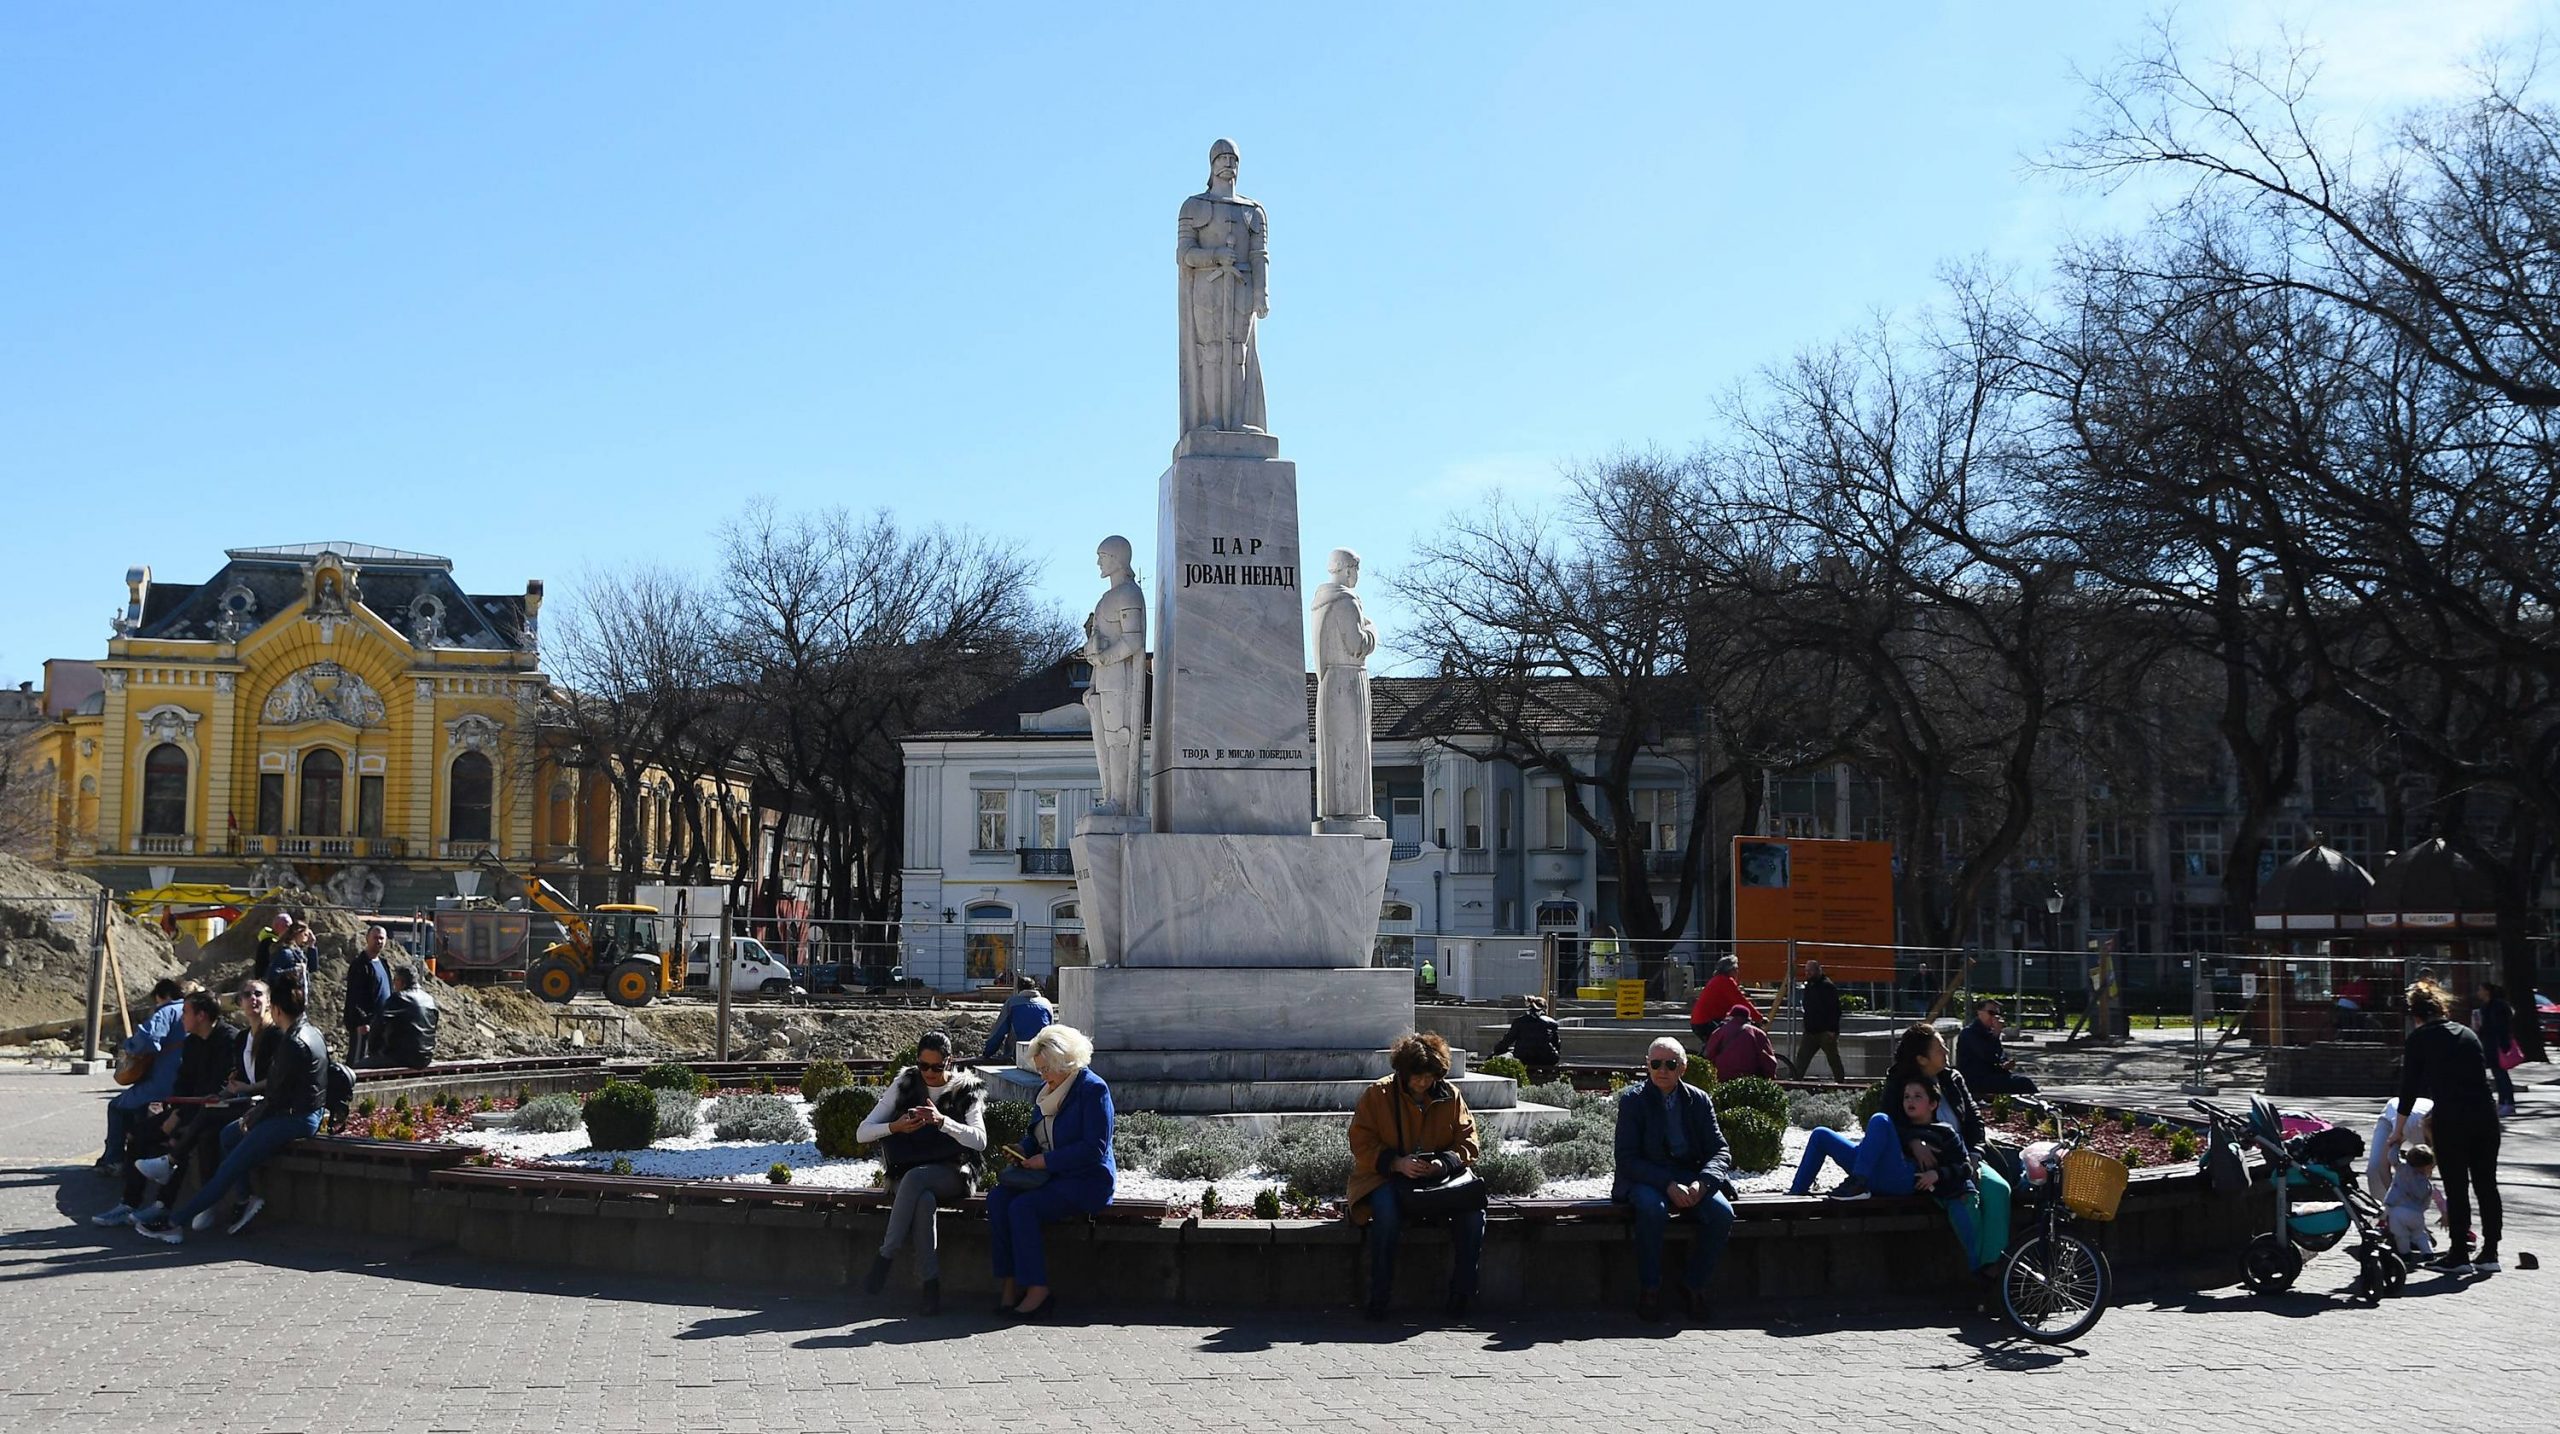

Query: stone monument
[1081,536,1148,831]
[1312,548,1385,837]
[1062,142,1514,1119]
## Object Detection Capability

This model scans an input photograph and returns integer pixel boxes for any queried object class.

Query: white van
[683,936,805,1000]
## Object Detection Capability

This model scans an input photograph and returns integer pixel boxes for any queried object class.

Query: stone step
[1085,1048,1467,1083]
[1186,1100,1566,1140]
[1100,1070,1519,1116]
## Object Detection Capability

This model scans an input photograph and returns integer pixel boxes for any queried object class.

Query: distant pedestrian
[1790,960,1846,1081]
[980,975,1054,1068]
[342,927,393,1065]
[1956,999,2036,1095]
[2473,982,2519,1118]
[2392,981,2503,1273]
[1702,1004,1776,1081]
[1491,996,1562,1080]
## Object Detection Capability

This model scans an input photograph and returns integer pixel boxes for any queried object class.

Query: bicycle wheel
[2000,1230,2111,1344]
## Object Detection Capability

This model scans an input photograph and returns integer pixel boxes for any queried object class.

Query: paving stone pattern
[0,1063,2549,1433]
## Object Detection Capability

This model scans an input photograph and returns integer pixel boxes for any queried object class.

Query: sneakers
[2499,1101,2517,1118]
[2431,1249,2475,1274]
[2474,1245,2502,1272]
[89,1204,136,1227]
[133,1221,184,1246]
[190,1208,221,1233]
[1827,1176,1872,1201]
[132,1202,166,1227]
[225,1195,265,1235]
[135,1155,174,1185]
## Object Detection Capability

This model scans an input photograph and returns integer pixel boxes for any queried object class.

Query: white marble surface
[1177,138,1269,442]
[1148,449,1313,836]
[1058,964,1415,1052]
[1082,535,1148,819]
[1311,547,1377,824]
[1072,829,1388,967]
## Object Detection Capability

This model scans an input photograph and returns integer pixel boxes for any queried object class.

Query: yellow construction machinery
[474,855,686,1007]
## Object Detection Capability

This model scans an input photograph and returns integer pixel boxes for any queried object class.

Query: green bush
[1477,1055,1530,1083]
[1722,1107,1785,1173]
[812,1086,882,1159]
[514,1082,534,1106]
[767,1162,793,1184]
[1538,1137,1614,1179]
[798,1059,853,1100]
[653,1088,702,1139]
[709,1093,809,1143]
[884,1044,920,1078]
[1850,1081,1888,1123]
[1270,1134,1353,1198]
[984,1099,1036,1156]
[2168,1128,2200,1162]
[515,1093,582,1133]
[1787,1090,1857,1132]
[582,1080,658,1151]
[1838,992,1870,1013]
[2121,1147,2147,1169]
[1114,1110,1185,1168]
[1712,1076,1786,1123]
[1198,1184,1223,1216]
[356,1095,377,1118]
[1476,1148,1546,1196]
[752,1075,777,1096]
[393,1093,410,1114]
[608,1156,635,1176]
[1519,1080,1584,1110]
[1685,1052,1720,1091]
[1156,1124,1250,1180]
[1251,1187,1283,1219]
[1525,1117,1584,1148]
[638,1062,709,1096]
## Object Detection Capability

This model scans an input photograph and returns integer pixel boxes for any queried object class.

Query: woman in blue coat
[989,1022,1115,1318]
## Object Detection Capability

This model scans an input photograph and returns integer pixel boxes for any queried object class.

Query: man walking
[1790,960,1846,1081]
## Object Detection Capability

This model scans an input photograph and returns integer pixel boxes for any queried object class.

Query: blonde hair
[1025,1023,1093,1076]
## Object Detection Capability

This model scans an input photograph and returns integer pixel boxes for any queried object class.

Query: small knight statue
[1312,548,1383,834]
[1082,535,1148,830]
[1177,138,1269,443]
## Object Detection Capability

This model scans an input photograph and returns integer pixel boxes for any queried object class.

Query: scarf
[1036,1070,1077,1119]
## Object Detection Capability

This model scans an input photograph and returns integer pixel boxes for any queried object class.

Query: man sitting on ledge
[372,963,440,1069]
[1614,1036,1737,1323]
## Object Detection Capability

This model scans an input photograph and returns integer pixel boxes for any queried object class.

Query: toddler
[2382,1143,2447,1260]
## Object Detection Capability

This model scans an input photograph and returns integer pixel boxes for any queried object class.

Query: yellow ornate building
[31,543,597,910]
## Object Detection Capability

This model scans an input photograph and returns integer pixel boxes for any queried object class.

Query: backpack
[325,1058,357,1131]
[2204,1135,2251,1194]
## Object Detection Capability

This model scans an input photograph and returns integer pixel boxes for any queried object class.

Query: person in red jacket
[1689,955,1762,1048]
[1703,1004,1778,1081]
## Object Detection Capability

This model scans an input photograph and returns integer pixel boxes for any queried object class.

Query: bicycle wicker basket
[2059,1148,2129,1221]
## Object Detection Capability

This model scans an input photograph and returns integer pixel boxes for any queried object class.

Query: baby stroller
[2191,1098,2405,1303]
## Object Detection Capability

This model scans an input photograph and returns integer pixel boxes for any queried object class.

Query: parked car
[2536,991,2557,1046]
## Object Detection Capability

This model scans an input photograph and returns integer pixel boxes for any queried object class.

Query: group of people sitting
[256,912,440,1068]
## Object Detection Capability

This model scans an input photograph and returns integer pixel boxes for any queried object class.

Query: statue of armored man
[1312,548,1383,834]
[1082,535,1148,831]
[1177,138,1269,441]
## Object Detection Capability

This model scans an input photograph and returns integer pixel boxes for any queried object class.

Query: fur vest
[879,1064,988,1178]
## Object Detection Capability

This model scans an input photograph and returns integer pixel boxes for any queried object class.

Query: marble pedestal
[1071,829,1390,967]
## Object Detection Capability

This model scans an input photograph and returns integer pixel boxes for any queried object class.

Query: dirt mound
[0,853,183,1036]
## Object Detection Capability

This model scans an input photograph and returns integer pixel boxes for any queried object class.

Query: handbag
[997,1163,1050,1191]
[1389,1086,1488,1219]
[2497,1038,2526,1071]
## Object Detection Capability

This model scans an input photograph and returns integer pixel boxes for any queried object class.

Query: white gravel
[457,1097,1843,1199]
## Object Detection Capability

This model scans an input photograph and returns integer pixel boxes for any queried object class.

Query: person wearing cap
[981,974,1056,1068]
[1955,999,2036,1095]
[1688,955,1761,1050]
[1702,1003,1778,1081]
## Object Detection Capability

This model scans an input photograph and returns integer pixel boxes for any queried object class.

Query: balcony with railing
[1017,847,1075,877]
[134,834,194,856]
[439,840,496,862]
[232,834,411,860]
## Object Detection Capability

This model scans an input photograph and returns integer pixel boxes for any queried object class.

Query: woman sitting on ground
[856,1030,986,1314]
[1885,1021,2015,1273]
[1346,1032,1484,1320]
[986,1023,1115,1319]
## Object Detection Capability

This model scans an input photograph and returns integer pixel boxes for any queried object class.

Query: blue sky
[2,2,2544,683]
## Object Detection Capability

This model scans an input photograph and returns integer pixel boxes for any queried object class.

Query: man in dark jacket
[1613,1036,1738,1322]
[1789,960,1846,1081]
[137,975,329,1244]
[342,927,394,1066]
[94,993,241,1226]
[1490,996,1562,1077]
[1956,999,2037,1094]
[375,963,440,1069]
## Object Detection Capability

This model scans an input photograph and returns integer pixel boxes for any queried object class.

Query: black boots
[861,1254,891,1296]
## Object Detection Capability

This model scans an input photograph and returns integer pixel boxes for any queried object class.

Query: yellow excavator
[475,855,686,1007]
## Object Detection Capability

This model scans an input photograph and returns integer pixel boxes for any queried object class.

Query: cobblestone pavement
[1,1064,2549,1434]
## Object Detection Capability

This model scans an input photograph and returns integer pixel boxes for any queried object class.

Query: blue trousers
[168,1110,321,1228]
[1628,1184,1736,1291]
[1790,1113,1916,1195]
[986,1180,1106,1288]
[1365,1180,1485,1306]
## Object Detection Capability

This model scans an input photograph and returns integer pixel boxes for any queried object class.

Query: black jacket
[2477,998,2515,1052]
[1492,1010,1561,1066]
[1896,1116,1977,1198]
[2399,1017,2497,1121]
[1801,976,1842,1034]
[171,1022,243,1101]
[377,988,441,1068]
[876,1065,988,1179]
[1887,1061,1990,1152]
[256,1021,328,1121]
[1954,1020,2012,1087]
[1610,1080,1735,1201]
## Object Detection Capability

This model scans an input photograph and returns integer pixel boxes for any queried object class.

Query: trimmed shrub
[1476,1148,1545,1196]
[798,1059,853,1100]
[514,1093,582,1133]
[812,1086,882,1159]
[1787,1090,1858,1132]
[885,1044,920,1079]
[638,1062,709,1096]
[653,1088,701,1139]
[1685,1052,1720,1091]
[1712,1076,1787,1123]
[1478,1055,1530,1083]
[2122,1147,2147,1169]
[1722,1107,1785,1173]
[608,1156,635,1176]
[2168,1127,2200,1162]
[582,1080,657,1151]
[767,1162,793,1185]
[1198,1184,1224,1216]
[1537,1137,1614,1179]
[1271,1135,1353,1198]
[1155,1124,1250,1180]
[984,1099,1036,1156]
[752,1075,778,1096]
[1114,1110,1185,1168]
[1520,1080,1582,1109]
[1251,1187,1283,1219]
[709,1093,808,1144]
[1850,1080,1888,1123]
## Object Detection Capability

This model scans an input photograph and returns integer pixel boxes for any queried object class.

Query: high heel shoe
[1013,1292,1058,1321]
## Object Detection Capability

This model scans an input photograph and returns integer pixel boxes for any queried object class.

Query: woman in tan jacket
[1347,1032,1483,1319]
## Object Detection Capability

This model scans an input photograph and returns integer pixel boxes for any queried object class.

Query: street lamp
[2044,886,2065,917]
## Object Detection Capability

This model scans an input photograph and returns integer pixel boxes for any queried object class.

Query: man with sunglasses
[1613,1036,1738,1323]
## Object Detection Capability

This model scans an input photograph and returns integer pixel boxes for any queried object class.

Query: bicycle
[1994,1095,2124,1344]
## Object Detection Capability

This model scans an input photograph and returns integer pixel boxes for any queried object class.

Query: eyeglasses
[916,1060,947,1073]
[1646,1058,1684,1070]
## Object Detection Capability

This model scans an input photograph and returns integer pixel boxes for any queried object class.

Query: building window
[965,902,1014,983]
[2171,820,2223,880]
[298,749,344,836]
[357,775,385,839]
[1051,899,1085,968]
[256,773,284,836]
[975,788,1009,852]
[1498,791,1516,850]
[2085,820,2148,872]
[1539,787,1571,849]
[1032,789,1061,849]
[1630,789,1679,851]
[1430,789,1447,848]
[448,751,494,843]
[1462,787,1485,850]
[140,743,187,836]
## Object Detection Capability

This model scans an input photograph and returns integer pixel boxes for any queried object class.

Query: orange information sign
[1731,837,1896,982]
